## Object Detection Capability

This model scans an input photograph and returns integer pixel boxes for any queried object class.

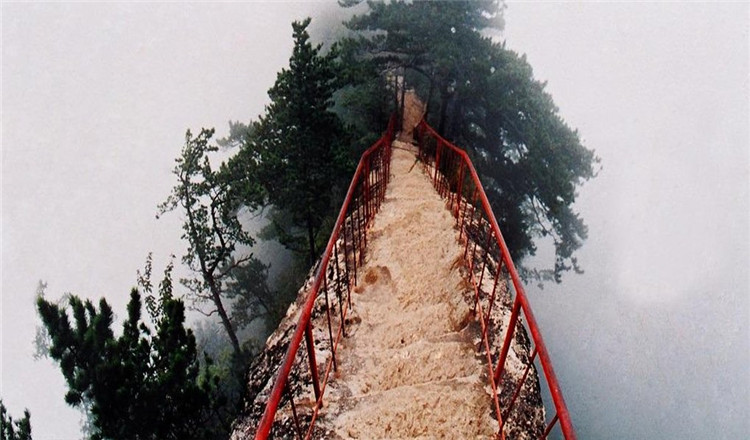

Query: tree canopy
[341,0,598,281]
[0,401,31,440]
[230,18,352,266]
[35,276,231,440]
[159,127,267,355]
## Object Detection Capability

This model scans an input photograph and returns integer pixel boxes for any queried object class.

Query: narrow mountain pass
[319,142,496,439]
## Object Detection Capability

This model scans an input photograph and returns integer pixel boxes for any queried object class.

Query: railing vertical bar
[499,347,539,432]
[444,151,453,198]
[333,242,346,338]
[322,275,337,372]
[495,297,521,383]
[304,321,321,402]
[486,260,502,324]
[364,161,370,225]
[468,221,481,277]
[286,383,304,440]
[434,139,442,185]
[455,161,465,219]
[471,222,486,312]
[463,189,479,260]
[357,193,365,265]
[350,217,358,287]
[342,224,352,308]
[542,414,560,439]
[378,150,384,203]
[442,151,452,198]
[478,230,493,296]
[459,186,476,242]
[450,151,458,204]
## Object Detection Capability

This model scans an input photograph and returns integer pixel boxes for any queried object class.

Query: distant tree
[335,36,395,153]
[343,0,504,132]
[225,257,286,334]
[32,281,51,361]
[341,0,598,281]
[0,400,32,440]
[216,120,255,150]
[233,18,352,267]
[35,267,230,440]
[159,128,264,356]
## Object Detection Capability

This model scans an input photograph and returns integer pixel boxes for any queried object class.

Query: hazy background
[2,2,748,439]
[504,3,749,438]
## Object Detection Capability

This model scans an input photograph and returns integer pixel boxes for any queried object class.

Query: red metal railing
[253,116,395,439]
[415,120,576,439]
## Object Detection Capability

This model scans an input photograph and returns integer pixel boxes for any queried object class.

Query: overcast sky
[504,2,749,438]
[2,2,748,439]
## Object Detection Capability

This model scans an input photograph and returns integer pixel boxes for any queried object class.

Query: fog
[2,2,748,439]
[503,3,749,438]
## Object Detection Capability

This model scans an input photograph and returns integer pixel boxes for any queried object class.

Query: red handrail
[254,115,395,439]
[416,120,576,439]
[252,114,574,439]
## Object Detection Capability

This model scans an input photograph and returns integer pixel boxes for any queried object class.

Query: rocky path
[320,143,495,439]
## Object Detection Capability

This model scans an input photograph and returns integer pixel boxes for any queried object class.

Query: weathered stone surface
[231,100,546,439]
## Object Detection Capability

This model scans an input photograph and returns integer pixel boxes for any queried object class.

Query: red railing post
[358,193,366,263]
[434,139,442,186]
[253,119,396,440]
[254,116,575,440]
[364,159,372,222]
[416,119,576,440]
[455,161,465,218]
[322,275,337,372]
[494,289,519,383]
[305,321,321,402]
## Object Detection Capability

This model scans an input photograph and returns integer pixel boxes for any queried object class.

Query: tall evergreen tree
[234,18,351,267]
[0,401,31,440]
[159,128,264,355]
[341,0,598,281]
[35,275,230,440]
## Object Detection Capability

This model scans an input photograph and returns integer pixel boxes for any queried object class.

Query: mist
[2,3,342,438]
[2,2,748,439]
[504,3,749,438]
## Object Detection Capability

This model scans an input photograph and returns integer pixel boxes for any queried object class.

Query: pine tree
[159,128,263,355]
[341,0,598,281]
[0,401,32,440]
[234,18,351,267]
[36,279,228,439]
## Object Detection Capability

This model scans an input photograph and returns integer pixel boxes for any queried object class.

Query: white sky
[503,2,749,438]
[2,2,749,439]
[2,3,326,438]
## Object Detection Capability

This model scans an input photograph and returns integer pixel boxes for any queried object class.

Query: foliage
[231,18,352,267]
[0,400,31,440]
[216,120,254,150]
[225,257,286,333]
[35,271,233,440]
[159,127,265,355]
[334,36,395,154]
[32,281,52,361]
[341,0,598,281]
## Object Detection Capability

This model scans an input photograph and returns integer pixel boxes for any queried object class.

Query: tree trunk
[438,86,449,136]
[399,68,406,129]
[393,72,400,113]
[306,213,316,268]
[207,275,242,356]
[425,79,435,117]
[185,191,242,357]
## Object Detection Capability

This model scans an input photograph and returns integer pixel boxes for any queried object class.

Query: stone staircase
[318,143,497,439]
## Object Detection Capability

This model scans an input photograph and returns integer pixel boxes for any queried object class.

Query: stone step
[325,376,495,439]
[337,338,482,395]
